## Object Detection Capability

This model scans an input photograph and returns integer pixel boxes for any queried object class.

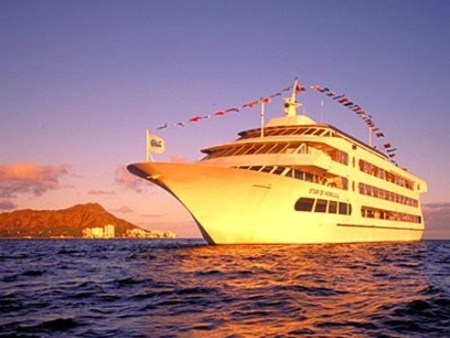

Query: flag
[338,97,349,104]
[387,148,397,153]
[147,133,165,154]
[260,97,271,104]
[225,108,239,113]
[294,84,305,93]
[384,143,391,148]
[269,92,283,98]
[189,116,202,123]
[156,123,168,130]
[242,100,258,108]
[310,84,320,91]
[376,132,385,137]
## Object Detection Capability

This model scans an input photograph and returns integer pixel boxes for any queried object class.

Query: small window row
[361,206,421,224]
[359,182,419,208]
[295,198,352,215]
[238,127,334,139]
[359,159,414,190]
[235,165,348,190]
[202,142,348,165]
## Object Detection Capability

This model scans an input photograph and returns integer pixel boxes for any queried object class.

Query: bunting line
[150,80,398,164]
[152,84,296,131]
[310,84,397,162]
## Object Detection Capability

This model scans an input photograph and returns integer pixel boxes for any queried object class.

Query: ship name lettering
[308,188,339,199]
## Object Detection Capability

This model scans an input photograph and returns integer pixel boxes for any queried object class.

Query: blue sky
[1,0,449,237]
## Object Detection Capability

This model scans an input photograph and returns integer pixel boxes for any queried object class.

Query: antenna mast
[284,78,301,117]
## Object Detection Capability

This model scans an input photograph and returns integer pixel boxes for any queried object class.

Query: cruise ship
[128,83,428,244]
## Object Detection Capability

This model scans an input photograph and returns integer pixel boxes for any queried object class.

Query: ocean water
[0,239,449,338]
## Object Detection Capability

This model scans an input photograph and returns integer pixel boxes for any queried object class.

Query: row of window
[294,199,421,224]
[295,198,353,215]
[361,206,422,224]
[204,142,301,159]
[359,159,414,190]
[359,182,419,208]
[239,126,334,139]
[235,165,349,190]
[203,141,349,166]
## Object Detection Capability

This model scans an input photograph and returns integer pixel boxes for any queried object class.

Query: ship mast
[284,79,302,117]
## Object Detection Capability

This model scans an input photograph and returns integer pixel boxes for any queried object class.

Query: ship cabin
[200,114,378,192]
[200,113,427,202]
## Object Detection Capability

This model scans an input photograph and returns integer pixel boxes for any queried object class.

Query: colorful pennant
[310,83,397,161]
[153,83,296,131]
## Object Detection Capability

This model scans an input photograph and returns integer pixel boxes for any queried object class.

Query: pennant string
[152,80,397,163]
[310,83,397,162]
[152,83,295,131]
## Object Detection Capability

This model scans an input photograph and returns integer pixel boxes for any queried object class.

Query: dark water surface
[0,239,449,337]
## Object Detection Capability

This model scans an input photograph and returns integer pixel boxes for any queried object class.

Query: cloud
[114,165,149,192]
[423,202,450,214]
[88,190,116,195]
[423,202,450,239]
[0,163,69,199]
[0,199,17,210]
[114,206,134,214]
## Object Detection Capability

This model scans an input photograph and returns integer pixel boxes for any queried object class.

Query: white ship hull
[128,162,423,244]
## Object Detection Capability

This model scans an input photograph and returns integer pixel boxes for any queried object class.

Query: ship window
[294,170,304,180]
[328,201,337,214]
[261,166,273,173]
[243,145,257,155]
[315,199,327,213]
[234,146,248,156]
[313,129,325,136]
[254,144,272,154]
[272,167,285,175]
[250,166,262,172]
[269,144,289,154]
[305,173,313,182]
[295,198,315,212]
[279,128,293,135]
[338,202,348,215]
[284,168,293,177]
[222,147,238,156]
[305,128,316,135]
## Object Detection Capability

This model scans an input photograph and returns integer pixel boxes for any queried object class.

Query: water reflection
[1,240,448,337]
[135,242,446,337]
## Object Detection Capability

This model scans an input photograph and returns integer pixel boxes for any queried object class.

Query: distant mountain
[0,203,144,238]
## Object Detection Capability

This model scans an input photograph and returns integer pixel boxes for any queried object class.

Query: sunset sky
[1,0,449,238]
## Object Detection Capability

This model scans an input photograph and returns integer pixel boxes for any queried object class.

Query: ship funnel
[283,78,303,117]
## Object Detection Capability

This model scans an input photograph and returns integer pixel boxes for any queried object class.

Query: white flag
[146,132,165,154]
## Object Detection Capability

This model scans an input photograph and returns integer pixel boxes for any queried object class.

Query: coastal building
[82,224,116,238]
[104,224,115,238]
